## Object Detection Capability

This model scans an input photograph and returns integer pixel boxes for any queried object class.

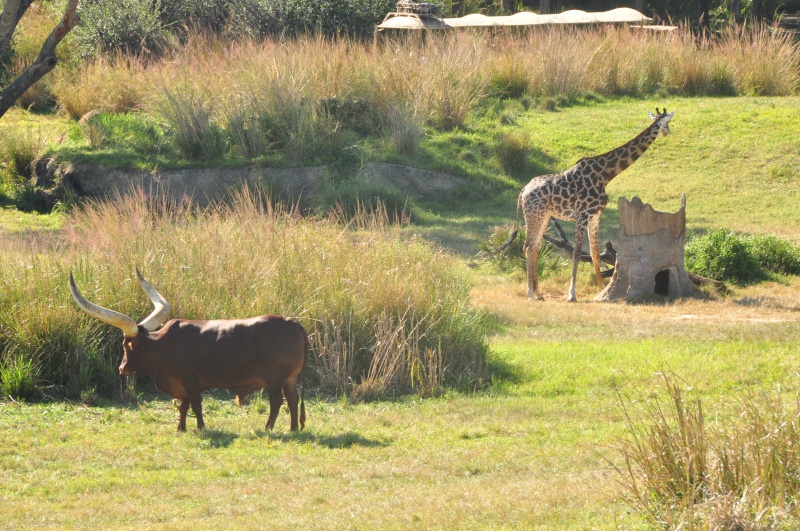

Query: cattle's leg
[190,393,205,430]
[588,212,604,287]
[264,386,284,431]
[568,215,589,302]
[524,212,550,301]
[177,398,190,432]
[283,379,299,431]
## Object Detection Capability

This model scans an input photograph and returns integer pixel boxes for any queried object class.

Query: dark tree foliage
[73,0,395,57]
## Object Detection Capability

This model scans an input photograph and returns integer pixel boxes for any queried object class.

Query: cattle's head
[70,269,170,374]
[648,107,675,136]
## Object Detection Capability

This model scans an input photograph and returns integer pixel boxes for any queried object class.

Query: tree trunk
[540,0,551,15]
[0,0,34,64]
[752,0,763,22]
[697,0,710,33]
[732,0,742,25]
[0,0,78,119]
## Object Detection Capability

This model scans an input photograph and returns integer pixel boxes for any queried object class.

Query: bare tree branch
[0,0,79,119]
[543,219,617,266]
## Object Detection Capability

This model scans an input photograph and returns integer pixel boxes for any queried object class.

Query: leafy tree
[0,0,79,119]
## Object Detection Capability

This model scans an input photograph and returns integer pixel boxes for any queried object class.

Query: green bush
[229,0,394,40]
[73,0,169,57]
[685,229,800,283]
[746,233,800,276]
[685,229,764,283]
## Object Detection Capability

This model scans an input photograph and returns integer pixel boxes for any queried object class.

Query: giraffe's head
[648,108,675,136]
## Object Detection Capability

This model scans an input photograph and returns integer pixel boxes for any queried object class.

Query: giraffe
[500,108,674,302]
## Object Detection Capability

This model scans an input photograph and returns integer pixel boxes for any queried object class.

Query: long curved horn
[136,268,170,332]
[69,272,139,338]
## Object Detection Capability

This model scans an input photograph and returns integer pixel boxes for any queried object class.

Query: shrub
[227,0,394,41]
[479,224,565,279]
[685,229,764,283]
[151,86,227,161]
[686,229,800,282]
[73,0,169,58]
[746,233,800,276]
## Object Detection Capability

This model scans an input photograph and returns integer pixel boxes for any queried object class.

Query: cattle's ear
[124,335,141,349]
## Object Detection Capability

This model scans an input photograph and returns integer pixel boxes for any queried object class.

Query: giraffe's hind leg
[568,215,589,302]
[524,212,550,301]
[588,212,605,288]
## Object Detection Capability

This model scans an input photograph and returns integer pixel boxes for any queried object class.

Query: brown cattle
[69,269,307,432]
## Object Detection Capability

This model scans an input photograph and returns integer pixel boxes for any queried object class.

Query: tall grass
[42,26,798,162]
[0,188,488,399]
[49,55,148,120]
[614,372,800,529]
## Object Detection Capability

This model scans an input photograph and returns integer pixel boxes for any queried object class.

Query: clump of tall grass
[717,23,800,96]
[495,130,531,174]
[0,127,53,180]
[150,81,227,160]
[49,55,148,120]
[0,354,40,401]
[0,187,489,399]
[613,372,800,529]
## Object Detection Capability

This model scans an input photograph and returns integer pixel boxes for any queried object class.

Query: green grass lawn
[2,293,798,529]
[2,95,800,528]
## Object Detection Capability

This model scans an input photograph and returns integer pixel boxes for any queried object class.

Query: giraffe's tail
[486,192,522,257]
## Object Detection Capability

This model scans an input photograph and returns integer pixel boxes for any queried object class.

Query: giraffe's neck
[580,120,662,185]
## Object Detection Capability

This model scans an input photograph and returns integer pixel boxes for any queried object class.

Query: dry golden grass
[470,265,800,343]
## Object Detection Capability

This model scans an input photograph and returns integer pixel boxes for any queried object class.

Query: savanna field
[2,7,800,528]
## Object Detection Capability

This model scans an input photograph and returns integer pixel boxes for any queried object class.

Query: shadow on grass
[259,430,390,449]
[487,355,526,385]
[199,428,239,448]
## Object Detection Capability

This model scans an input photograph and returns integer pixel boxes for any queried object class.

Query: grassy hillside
[3,96,799,245]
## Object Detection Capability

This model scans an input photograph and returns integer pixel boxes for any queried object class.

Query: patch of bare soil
[470,273,800,342]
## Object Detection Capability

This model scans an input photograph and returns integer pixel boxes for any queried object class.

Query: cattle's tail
[299,328,308,430]
[487,192,523,256]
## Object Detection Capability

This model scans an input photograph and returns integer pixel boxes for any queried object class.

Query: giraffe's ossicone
[497,108,675,302]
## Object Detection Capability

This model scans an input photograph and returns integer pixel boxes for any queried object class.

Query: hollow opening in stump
[654,268,670,296]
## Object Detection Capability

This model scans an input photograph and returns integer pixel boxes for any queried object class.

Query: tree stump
[595,194,706,301]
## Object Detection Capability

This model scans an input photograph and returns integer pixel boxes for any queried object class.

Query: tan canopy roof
[378,7,653,31]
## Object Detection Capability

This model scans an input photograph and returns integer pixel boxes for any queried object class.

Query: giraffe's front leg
[568,216,589,302]
[588,213,605,288]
